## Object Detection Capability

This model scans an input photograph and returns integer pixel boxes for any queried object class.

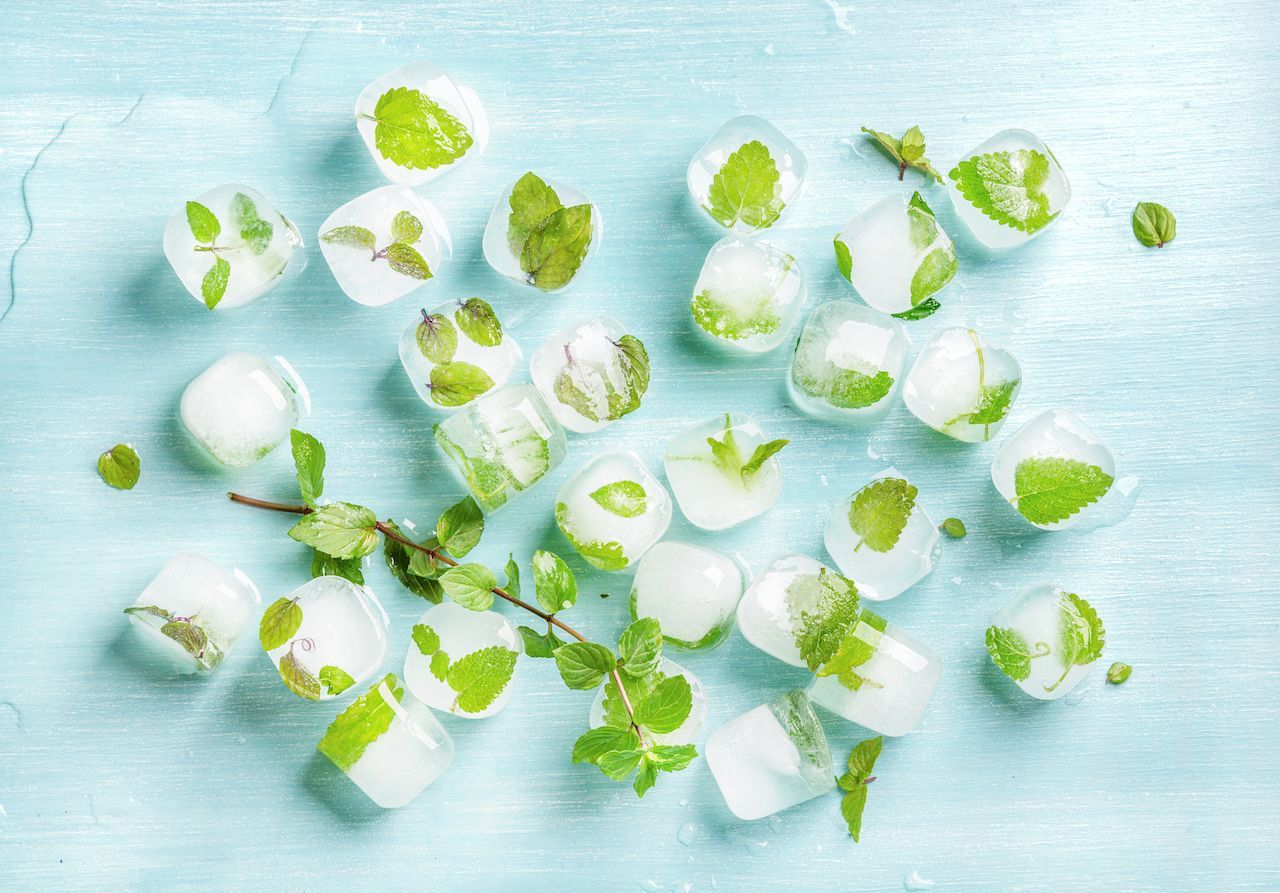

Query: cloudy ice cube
[355,62,488,186]
[180,351,310,468]
[163,183,303,311]
[691,236,805,353]
[587,657,706,745]
[664,413,783,530]
[903,327,1022,442]
[434,384,567,513]
[687,115,806,235]
[263,576,390,702]
[705,690,834,821]
[123,552,260,674]
[482,172,602,293]
[824,469,939,600]
[399,298,521,411]
[946,129,1070,251]
[789,300,906,423]
[985,584,1105,700]
[833,193,956,317]
[629,541,743,650]
[555,452,671,572]
[403,602,522,719]
[736,554,836,667]
[318,674,453,809]
[530,316,651,433]
[992,410,1116,530]
[319,186,452,306]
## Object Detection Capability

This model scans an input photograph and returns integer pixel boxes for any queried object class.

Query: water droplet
[840,134,868,160]
[950,576,963,585]
[904,870,937,890]
[725,822,772,856]
[677,821,701,845]
[822,0,857,33]
[763,43,776,55]
[678,798,689,807]
[0,804,7,818]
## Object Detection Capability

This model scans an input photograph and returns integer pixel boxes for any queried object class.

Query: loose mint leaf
[572,726,640,765]
[555,503,629,572]
[909,246,957,308]
[97,443,140,490]
[503,554,521,598]
[892,298,940,321]
[288,502,379,560]
[691,289,780,341]
[290,429,325,507]
[985,625,1033,682]
[598,747,645,781]
[520,203,593,291]
[589,480,647,518]
[311,550,365,585]
[186,201,220,244]
[634,674,693,735]
[705,140,783,230]
[439,563,497,611]
[317,675,403,770]
[649,743,698,772]
[842,783,870,843]
[454,298,503,347]
[848,477,918,553]
[617,617,663,678]
[552,641,617,690]
[859,126,943,183]
[231,192,273,256]
[447,646,518,713]
[1132,202,1176,248]
[369,87,473,170]
[517,624,566,659]
[384,242,433,280]
[847,735,883,783]
[412,623,440,656]
[833,236,853,282]
[428,361,494,408]
[1012,457,1114,525]
[436,496,484,558]
[320,225,376,251]
[948,149,1056,233]
[794,569,862,671]
[416,312,457,364]
[533,550,577,614]
[1107,661,1132,685]
[941,517,967,539]
[319,665,356,696]
[430,650,451,681]
[391,210,423,245]
[633,759,659,797]
[507,171,564,257]
[382,520,443,603]
[740,439,788,481]
[201,256,230,310]
[830,369,894,409]
[259,597,302,651]
[278,650,321,700]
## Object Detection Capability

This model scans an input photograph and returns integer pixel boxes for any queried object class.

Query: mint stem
[1043,662,1073,693]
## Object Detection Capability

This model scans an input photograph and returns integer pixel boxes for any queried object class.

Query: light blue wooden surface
[2,2,1278,890]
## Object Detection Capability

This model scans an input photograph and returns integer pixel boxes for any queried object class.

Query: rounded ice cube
[554,452,671,572]
[482,172,602,293]
[984,584,1105,700]
[629,542,744,650]
[399,298,521,411]
[403,602,522,719]
[691,236,805,354]
[903,327,1022,442]
[736,554,835,667]
[687,115,806,235]
[788,300,906,424]
[530,316,650,433]
[663,413,783,530]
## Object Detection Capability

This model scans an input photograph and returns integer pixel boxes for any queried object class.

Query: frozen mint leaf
[820,609,887,683]
[1107,661,1132,685]
[842,783,869,843]
[705,414,744,478]
[454,298,503,347]
[447,645,518,713]
[553,641,617,690]
[615,334,651,409]
[705,140,783,230]
[941,517,967,539]
[319,665,355,696]
[909,246,957,308]
[949,149,1056,233]
[740,438,788,481]
[232,192,273,256]
[124,605,173,622]
[311,550,364,585]
[968,380,1019,426]
[288,502,379,560]
[382,520,443,603]
[430,649,451,681]
[892,298,940,321]
[416,311,457,363]
[290,429,325,507]
[428,361,494,408]
[649,743,697,772]
[1059,592,1105,666]
[201,256,230,309]
[830,369,893,409]
[1132,202,1176,248]
[634,674,693,735]
[321,225,376,252]
[533,549,577,614]
[859,125,943,183]
[384,242,432,280]
[833,235,853,282]
[985,625,1033,682]
[794,569,862,671]
[517,624,566,659]
[589,480,647,518]
[186,201,220,244]
[617,616,663,678]
[556,503,629,572]
[369,87,473,170]
[572,727,640,765]
[691,289,780,341]
[159,620,211,664]
[436,496,484,558]
[259,597,302,651]
[598,747,645,781]
[278,650,321,700]
[317,675,403,771]
[98,443,140,490]
[552,365,604,423]
[520,203,593,291]
[391,210,423,245]
[846,735,883,783]
[1012,457,1114,525]
[412,623,440,656]
[848,477,918,553]
[507,171,563,257]
[907,191,939,249]
[439,563,497,611]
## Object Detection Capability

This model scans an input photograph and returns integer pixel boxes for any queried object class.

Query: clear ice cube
[355,62,488,186]
[629,541,743,650]
[663,413,784,530]
[530,316,650,433]
[434,384,567,513]
[124,552,260,674]
[985,585,1104,700]
[736,554,834,668]
[554,452,672,572]
[163,183,303,311]
[691,236,805,354]
[318,185,452,306]
[705,690,834,821]
[687,115,806,235]
[946,129,1070,251]
[481,172,602,293]
[399,299,521,411]
[587,657,706,745]
[180,351,310,468]
[403,602,522,719]
[789,300,906,423]
[903,327,1022,443]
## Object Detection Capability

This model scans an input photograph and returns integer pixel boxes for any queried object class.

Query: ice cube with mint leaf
[629,541,744,651]
[985,585,1104,700]
[530,316,651,433]
[555,452,672,572]
[482,171,601,293]
[789,301,906,423]
[687,115,806,235]
[903,327,1022,443]
[403,602,522,718]
[663,413,787,530]
[399,298,521,411]
[691,236,806,353]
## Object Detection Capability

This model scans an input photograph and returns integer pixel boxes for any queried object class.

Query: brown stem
[898,161,906,181]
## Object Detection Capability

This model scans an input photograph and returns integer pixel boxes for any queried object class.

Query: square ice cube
[789,300,906,423]
[554,452,672,572]
[318,186,452,306]
[687,115,806,235]
[530,316,650,433]
[992,409,1116,530]
[163,184,303,311]
[587,657,706,745]
[984,585,1105,700]
[663,414,784,530]
[833,192,956,317]
[433,384,567,513]
[824,469,939,601]
[946,129,1070,251]
[482,172,602,293]
[399,299,521,411]
[736,554,836,668]
[705,690,834,821]
[180,351,310,468]
[403,602,522,718]
[629,541,743,650]
[263,576,390,702]
[318,674,454,809]
[123,552,260,674]
[691,236,805,354]
[354,62,488,186]
[903,327,1022,442]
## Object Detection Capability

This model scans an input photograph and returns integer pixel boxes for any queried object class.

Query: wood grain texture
[1,1,1277,890]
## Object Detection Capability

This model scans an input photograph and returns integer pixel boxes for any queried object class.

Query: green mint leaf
[892,298,940,321]
[615,335,651,410]
[829,369,894,409]
[278,650,321,700]
[317,674,403,771]
[900,125,925,162]
[430,650,451,681]
[794,569,862,671]
[948,149,1056,233]
[552,365,604,423]
[201,256,230,310]
[552,641,617,690]
[454,298,503,347]
[985,625,1034,682]
[520,203,593,291]
[600,670,658,730]
[907,195,939,251]
[633,758,659,797]
[819,609,887,683]
[847,735,883,782]
[634,674,693,735]
[391,210,423,245]
[382,520,443,603]
[384,242,433,280]
[859,126,943,183]
[290,429,325,507]
[319,665,356,696]
[124,605,173,622]
[428,361,495,408]
[259,597,302,651]
[649,744,698,772]
[908,190,935,218]
[691,289,780,341]
[848,477,918,553]
[517,624,566,659]
[1012,458,1114,525]
[231,192,273,255]
[617,617,663,678]
[412,623,440,656]
[555,503,630,572]
[370,87,473,170]
[572,727,640,765]
[406,541,444,582]
[1059,592,1105,667]
[321,225,376,251]
[909,246,957,308]
[439,563,497,611]
[159,619,211,663]
[185,201,220,244]
[842,784,869,843]
[416,312,458,364]
[1106,661,1132,685]
[739,438,788,482]
[507,171,564,257]
[288,502,379,560]
[589,480,648,518]
[1132,202,1176,247]
[833,235,853,282]
[705,140,783,230]
[941,517,967,539]
[436,496,484,558]
[447,645,518,713]
[968,380,1019,426]
[533,550,577,614]
[311,550,365,585]
[597,747,645,781]
[97,443,140,490]
[503,554,521,598]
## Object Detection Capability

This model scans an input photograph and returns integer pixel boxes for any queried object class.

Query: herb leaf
[278,650,321,700]
[290,429,325,507]
[412,623,440,655]
[985,625,1034,682]
[859,125,943,183]
[439,563,498,611]
[447,645,518,713]
[949,149,1056,233]
[740,439,788,481]
[892,298,940,321]
[691,289,781,341]
[909,246,957,309]
[794,569,862,671]
[1011,457,1114,525]
[848,477,918,553]
[705,140,784,230]
[319,665,356,696]
[1106,661,1132,685]
[391,210,423,245]
[98,443,140,490]
[520,203,593,291]
[311,550,365,585]
[553,642,617,690]
[617,617,663,678]
[436,496,484,558]
[259,597,303,651]
[941,517,967,538]
[1132,202,1176,247]
[555,503,629,572]
[532,550,577,614]
[517,624,566,660]
[382,520,443,603]
[454,298,503,347]
[428,361,494,407]
[370,87,473,170]
[201,256,230,310]
[416,313,457,363]
[384,242,433,280]
[634,674,693,734]
[589,480,647,518]
[232,192,273,255]
[321,225,377,251]
[833,235,853,281]
[572,727,640,764]
[186,201,220,243]
[507,172,564,256]
[288,502,380,560]
[845,735,882,784]
[829,369,894,409]
[317,675,404,771]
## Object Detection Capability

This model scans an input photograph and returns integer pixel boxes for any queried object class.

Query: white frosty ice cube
[587,657,706,745]
[705,690,834,821]
[985,585,1105,700]
[318,186,452,306]
[530,316,650,433]
[789,300,906,424]
[482,172,602,293]
[735,554,833,667]
[903,327,1022,443]
[403,602,522,719]
[163,183,303,311]
[629,541,743,650]
[180,351,309,468]
[554,452,671,572]
[691,236,805,354]
[399,298,521,411]
[664,413,783,531]
[687,115,806,235]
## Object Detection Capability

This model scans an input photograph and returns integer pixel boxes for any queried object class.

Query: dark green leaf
[516,624,565,659]
[382,520,444,603]
[310,550,365,585]
[891,297,941,321]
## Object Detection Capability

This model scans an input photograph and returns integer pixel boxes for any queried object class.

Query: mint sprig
[322,210,432,280]
[860,126,943,182]
[507,172,593,291]
[837,736,883,843]
[186,192,276,309]
[703,414,788,486]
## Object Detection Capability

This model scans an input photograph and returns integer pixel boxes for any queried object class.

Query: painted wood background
[1,1,1277,890]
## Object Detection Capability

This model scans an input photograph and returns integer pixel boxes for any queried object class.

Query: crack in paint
[265,21,319,116]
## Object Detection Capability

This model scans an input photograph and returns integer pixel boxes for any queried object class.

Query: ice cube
[123,552,260,674]
[163,184,303,311]
[586,657,706,745]
[433,384,567,513]
[482,172,602,293]
[318,186,452,306]
[789,300,906,423]
[530,316,650,434]
[403,602,522,718]
[984,585,1104,700]
[691,236,805,354]
[664,413,783,530]
[355,62,488,186]
[902,327,1022,442]
[735,554,833,667]
[318,674,453,809]
[399,299,521,411]
[946,129,1070,251]
[629,541,744,650]
[833,193,956,317]
[823,469,939,600]
[263,576,390,702]
[180,351,310,468]
[554,452,672,572]
[687,115,806,235]
[705,690,834,820]
[991,409,1115,530]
